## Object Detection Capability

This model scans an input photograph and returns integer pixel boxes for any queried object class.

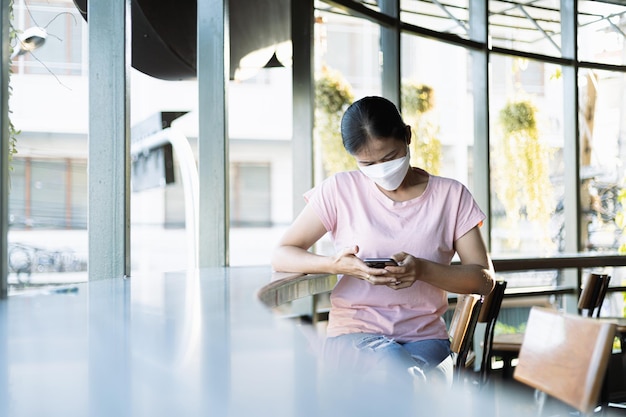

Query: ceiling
[320,0,626,58]
[72,0,626,80]
[72,0,290,81]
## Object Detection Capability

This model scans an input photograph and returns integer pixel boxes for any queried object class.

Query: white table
[0,266,540,417]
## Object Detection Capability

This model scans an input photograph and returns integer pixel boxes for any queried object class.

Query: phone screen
[364,258,398,268]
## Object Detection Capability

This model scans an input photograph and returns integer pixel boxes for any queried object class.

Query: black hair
[340,96,407,154]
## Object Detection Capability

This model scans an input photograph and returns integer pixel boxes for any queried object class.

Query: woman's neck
[377,167,429,201]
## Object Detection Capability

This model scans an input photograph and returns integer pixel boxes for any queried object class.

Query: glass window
[310,9,382,255]
[227,66,293,266]
[230,162,272,227]
[401,33,474,184]
[70,160,87,229]
[401,0,470,40]
[578,69,626,252]
[30,159,65,228]
[6,0,626,302]
[12,0,84,76]
[314,9,381,183]
[578,0,626,66]
[316,10,381,96]
[8,157,88,290]
[489,0,562,58]
[489,54,564,256]
[7,0,89,294]
[8,159,26,228]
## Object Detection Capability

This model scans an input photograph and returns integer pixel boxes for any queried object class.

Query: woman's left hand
[384,252,421,290]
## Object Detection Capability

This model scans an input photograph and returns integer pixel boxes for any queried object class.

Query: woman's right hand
[332,245,400,286]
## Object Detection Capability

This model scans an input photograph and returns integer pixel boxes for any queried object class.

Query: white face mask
[358,147,411,191]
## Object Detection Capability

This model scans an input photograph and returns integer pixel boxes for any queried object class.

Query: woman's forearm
[271,245,334,274]
[418,259,495,295]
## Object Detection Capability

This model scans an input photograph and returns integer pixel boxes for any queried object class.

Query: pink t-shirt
[304,168,485,342]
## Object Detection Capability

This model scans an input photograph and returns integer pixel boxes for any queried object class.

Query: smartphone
[364,257,398,268]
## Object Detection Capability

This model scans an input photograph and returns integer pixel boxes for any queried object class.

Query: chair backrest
[477,280,506,324]
[449,293,482,377]
[578,273,611,317]
[514,307,616,414]
[478,280,507,382]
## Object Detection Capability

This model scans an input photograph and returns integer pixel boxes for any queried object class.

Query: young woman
[271,96,495,387]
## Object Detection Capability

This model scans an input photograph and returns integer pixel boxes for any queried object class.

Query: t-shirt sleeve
[453,184,486,241]
[303,176,338,234]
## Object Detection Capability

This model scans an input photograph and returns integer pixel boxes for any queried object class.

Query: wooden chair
[514,307,616,416]
[578,273,611,317]
[448,293,482,381]
[477,280,507,385]
[491,273,611,378]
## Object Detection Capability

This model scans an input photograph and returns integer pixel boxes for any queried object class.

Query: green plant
[401,82,434,114]
[494,321,526,335]
[494,99,555,250]
[401,81,441,175]
[314,66,355,176]
[8,0,19,166]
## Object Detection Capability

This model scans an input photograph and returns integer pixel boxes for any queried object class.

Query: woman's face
[353,137,408,167]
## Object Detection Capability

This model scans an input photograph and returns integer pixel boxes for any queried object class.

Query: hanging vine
[8,0,20,166]
[401,81,441,175]
[494,99,555,250]
[314,66,355,176]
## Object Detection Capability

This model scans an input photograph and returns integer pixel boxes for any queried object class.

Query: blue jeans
[322,333,453,389]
